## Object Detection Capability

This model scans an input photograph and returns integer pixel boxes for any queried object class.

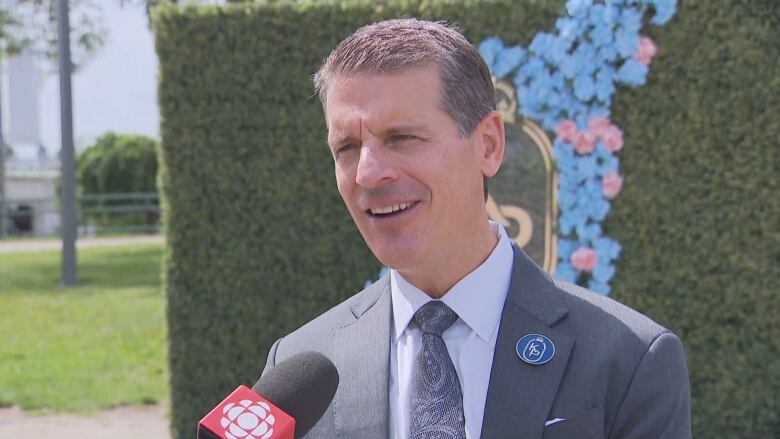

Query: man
[263,18,691,439]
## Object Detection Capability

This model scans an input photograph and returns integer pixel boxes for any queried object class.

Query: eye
[390,134,416,143]
[333,143,358,160]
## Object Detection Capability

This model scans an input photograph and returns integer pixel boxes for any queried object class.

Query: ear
[477,111,505,178]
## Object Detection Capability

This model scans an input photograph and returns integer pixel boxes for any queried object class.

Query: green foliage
[78,132,159,194]
[0,0,106,67]
[77,132,160,231]
[154,1,779,437]
[607,2,780,437]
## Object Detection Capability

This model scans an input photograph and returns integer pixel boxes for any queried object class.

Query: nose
[355,143,398,189]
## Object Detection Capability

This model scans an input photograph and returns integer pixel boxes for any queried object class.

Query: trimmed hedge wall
[154,1,779,438]
[607,2,779,437]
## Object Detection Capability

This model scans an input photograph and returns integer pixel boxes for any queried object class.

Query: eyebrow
[384,124,430,136]
[361,122,432,143]
[327,132,357,149]
[328,123,431,148]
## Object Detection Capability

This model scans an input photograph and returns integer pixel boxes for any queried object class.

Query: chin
[366,239,422,272]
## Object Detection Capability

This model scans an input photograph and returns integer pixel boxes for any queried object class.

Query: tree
[77,132,158,195]
[0,0,106,65]
[77,132,159,231]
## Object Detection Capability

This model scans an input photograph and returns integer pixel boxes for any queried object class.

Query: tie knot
[413,301,458,336]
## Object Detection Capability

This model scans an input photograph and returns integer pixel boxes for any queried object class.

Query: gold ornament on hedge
[487,77,558,273]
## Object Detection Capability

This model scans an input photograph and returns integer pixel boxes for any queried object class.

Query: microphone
[197,351,339,439]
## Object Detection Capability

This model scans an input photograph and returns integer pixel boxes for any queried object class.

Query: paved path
[0,404,170,439]
[0,235,164,253]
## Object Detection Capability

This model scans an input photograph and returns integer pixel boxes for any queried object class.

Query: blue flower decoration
[594,237,622,259]
[566,0,593,16]
[593,261,616,283]
[615,27,639,58]
[617,59,649,86]
[480,0,677,295]
[620,7,643,32]
[555,17,580,41]
[366,0,676,291]
[555,261,579,282]
[478,37,504,67]
[588,279,611,295]
[573,74,596,101]
[557,239,579,260]
[493,46,526,77]
[595,150,620,176]
[650,0,677,25]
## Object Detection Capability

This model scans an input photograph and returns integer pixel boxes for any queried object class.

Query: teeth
[370,202,412,215]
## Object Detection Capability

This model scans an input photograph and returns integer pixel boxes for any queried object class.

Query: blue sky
[39,1,159,152]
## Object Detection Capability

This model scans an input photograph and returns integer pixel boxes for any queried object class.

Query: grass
[0,242,167,413]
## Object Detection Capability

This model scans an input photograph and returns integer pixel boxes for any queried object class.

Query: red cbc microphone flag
[198,385,296,439]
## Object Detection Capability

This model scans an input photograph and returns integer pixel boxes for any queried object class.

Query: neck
[398,221,498,298]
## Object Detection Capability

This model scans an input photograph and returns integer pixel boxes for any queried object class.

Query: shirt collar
[390,221,514,342]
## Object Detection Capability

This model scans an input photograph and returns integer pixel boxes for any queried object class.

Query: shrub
[77,132,159,232]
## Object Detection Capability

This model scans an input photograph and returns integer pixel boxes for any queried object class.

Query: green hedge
[607,2,779,437]
[153,1,779,438]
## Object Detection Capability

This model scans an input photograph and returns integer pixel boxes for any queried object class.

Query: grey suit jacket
[263,245,691,439]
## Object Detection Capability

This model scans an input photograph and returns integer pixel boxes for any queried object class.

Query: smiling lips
[368,201,417,216]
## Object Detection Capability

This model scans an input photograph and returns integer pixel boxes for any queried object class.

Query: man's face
[325,66,496,275]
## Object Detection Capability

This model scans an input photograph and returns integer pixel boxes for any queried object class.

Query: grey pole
[58,0,78,286]
[0,64,6,239]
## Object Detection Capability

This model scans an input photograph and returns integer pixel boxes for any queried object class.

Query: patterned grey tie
[409,301,466,439]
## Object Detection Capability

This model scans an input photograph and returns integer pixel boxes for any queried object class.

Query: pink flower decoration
[602,125,624,152]
[634,36,658,65]
[556,119,578,142]
[573,130,596,154]
[571,246,598,272]
[588,116,611,137]
[602,171,624,199]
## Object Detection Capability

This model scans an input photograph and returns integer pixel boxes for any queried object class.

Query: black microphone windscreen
[252,351,339,438]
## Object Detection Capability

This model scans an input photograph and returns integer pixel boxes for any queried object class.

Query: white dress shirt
[389,222,514,439]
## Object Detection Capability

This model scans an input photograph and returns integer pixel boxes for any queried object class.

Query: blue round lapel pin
[516,333,555,365]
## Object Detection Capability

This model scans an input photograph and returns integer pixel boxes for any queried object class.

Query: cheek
[440,147,483,201]
[335,171,352,202]
[335,170,365,219]
[335,168,347,198]
[335,163,353,190]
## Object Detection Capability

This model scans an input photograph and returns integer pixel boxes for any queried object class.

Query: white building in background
[1,1,159,235]
[1,50,60,235]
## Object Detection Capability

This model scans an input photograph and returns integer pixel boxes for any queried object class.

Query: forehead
[325,67,447,139]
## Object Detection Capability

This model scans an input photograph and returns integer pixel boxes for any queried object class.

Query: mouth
[366,201,418,218]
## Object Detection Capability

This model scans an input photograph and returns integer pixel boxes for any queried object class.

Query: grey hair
[313,18,495,138]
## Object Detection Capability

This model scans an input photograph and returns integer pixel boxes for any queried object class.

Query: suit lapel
[331,276,391,439]
[480,246,574,439]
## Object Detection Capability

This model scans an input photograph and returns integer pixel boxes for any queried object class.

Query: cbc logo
[220,399,276,439]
